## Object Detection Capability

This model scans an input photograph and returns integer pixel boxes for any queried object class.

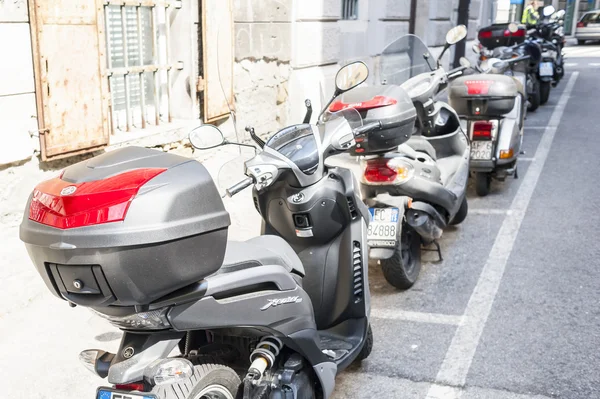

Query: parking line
[372,308,463,326]
[518,157,535,162]
[468,209,512,215]
[425,72,579,397]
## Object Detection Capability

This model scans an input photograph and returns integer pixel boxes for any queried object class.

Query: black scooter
[20,62,382,399]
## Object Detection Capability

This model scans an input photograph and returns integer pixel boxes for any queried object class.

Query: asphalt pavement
[1,44,599,399]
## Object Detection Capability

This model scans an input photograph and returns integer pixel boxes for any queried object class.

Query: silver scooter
[448,52,529,196]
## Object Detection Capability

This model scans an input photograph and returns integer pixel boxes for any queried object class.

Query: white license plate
[368,207,399,247]
[470,141,493,160]
[97,388,156,399]
[540,62,554,77]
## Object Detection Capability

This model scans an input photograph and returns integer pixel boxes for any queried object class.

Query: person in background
[522,0,541,26]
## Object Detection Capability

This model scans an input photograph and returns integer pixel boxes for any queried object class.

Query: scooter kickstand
[422,240,444,262]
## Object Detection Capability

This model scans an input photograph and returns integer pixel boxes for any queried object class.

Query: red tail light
[115,383,146,391]
[465,80,493,95]
[504,28,526,37]
[478,30,492,39]
[473,121,493,140]
[577,22,586,28]
[364,158,397,183]
[29,168,166,229]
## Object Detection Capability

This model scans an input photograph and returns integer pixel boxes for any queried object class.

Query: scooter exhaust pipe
[406,202,445,242]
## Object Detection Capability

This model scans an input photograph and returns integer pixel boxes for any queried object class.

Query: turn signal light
[363,158,414,185]
[500,149,514,159]
[473,121,493,140]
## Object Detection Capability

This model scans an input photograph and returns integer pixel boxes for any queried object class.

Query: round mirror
[543,5,556,17]
[555,9,565,19]
[472,43,481,54]
[459,57,472,68]
[508,22,519,33]
[335,61,369,92]
[446,25,468,45]
[189,124,225,150]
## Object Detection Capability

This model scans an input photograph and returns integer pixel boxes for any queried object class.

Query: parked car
[576,10,600,44]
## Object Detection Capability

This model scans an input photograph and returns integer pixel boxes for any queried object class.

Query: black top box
[327,85,417,155]
[20,147,230,307]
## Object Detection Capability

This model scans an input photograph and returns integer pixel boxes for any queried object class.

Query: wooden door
[29,0,109,160]
[202,0,234,122]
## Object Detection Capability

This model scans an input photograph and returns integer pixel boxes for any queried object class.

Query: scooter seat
[218,235,305,279]
[406,136,437,160]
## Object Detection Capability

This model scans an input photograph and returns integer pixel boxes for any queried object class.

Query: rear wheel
[475,172,492,197]
[577,39,586,45]
[151,363,241,399]
[381,225,421,289]
[450,197,468,225]
[528,77,540,112]
[540,81,551,105]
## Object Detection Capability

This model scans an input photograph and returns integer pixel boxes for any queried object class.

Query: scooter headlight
[91,308,171,330]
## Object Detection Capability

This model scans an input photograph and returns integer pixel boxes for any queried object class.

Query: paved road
[1,44,599,399]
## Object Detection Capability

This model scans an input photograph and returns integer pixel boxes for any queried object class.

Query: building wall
[0,1,38,166]
[232,0,292,139]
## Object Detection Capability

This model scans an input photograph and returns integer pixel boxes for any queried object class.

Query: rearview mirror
[543,5,556,17]
[508,22,519,33]
[335,61,369,92]
[446,25,468,45]
[189,125,225,150]
[459,57,472,68]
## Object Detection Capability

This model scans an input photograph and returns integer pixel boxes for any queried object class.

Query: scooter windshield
[321,107,363,131]
[265,124,320,175]
[380,34,435,85]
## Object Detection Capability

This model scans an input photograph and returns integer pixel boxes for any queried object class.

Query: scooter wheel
[151,363,240,399]
[354,324,373,363]
[540,81,551,105]
[381,226,421,290]
[475,172,492,197]
[450,197,468,225]
[528,78,541,112]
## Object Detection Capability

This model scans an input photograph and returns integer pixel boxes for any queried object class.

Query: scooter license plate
[540,62,554,77]
[471,141,493,160]
[97,388,157,399]
[367,207,399,247]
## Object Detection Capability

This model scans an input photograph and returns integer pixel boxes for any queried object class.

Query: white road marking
[425,384,462,399]
[425,72,580,397]
[564,63,578,67]
[468,209,512,215]
[589,62,600,67]
[518,157,535,162]
[524,126,548,130]
[371,308,463,326]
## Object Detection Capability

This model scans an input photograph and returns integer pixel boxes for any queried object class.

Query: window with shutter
[104,0,181,132]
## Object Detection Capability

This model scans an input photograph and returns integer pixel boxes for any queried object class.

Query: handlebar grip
[447,66,467,79]
[225,177,254,198]
[353,121,382,136]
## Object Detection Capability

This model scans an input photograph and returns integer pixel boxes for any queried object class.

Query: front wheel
[381,225,421,289]
[151,363,241,399]
[540,81,551,105]
[475,172,492,197]
[528,76,540,112]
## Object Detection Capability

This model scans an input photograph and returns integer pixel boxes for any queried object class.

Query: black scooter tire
[355,324,373,362]
[381,226,421,290]
[540,81,551,105]
[151,363,240,399]
[450,197,468,225]
[528,77,541,112]
[475,172,492,197]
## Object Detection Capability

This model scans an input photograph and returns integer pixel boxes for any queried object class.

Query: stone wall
[0,1,38,167]
[232,0,292,138]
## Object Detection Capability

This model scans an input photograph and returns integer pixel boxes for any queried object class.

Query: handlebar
[447,66,467,79]
[225,176,254,198]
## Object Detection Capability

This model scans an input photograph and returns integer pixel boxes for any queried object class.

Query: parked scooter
[326,26,471,289]
[477,23,543,112]
[531,5,566,102]
[450,51,528,196]
[20,62,382,399]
